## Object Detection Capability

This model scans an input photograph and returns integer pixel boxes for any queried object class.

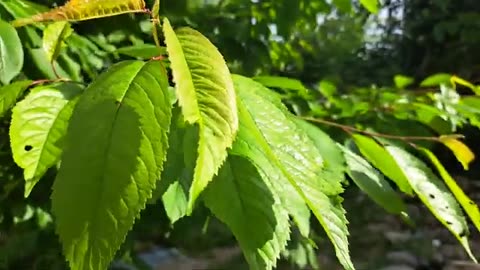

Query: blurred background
[0,0,479,269]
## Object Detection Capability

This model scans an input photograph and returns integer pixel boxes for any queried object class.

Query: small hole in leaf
[459,231,467,238]
[470,201,475,205]
[446,221,452,225]
[429,194,435,199]
[24,145,33,151]
[445,206,449,209]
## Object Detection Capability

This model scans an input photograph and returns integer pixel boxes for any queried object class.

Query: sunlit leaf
[394,74,414,89]
[43,21,73,63]
[12,0,147,27]
[232,75,354,270]
[359,0,379,13]
[163,18,238,213]
[419,147,480,235]
[386,145,476,262]
[204,156,290,270]
[10,83,82,197]
[352,134,413,195]
[0,19,23,84]
[0,80,32,117]
[51,60,172,269]
[253,76,310,98]
[439,137,475,170]
[420,73,451,87]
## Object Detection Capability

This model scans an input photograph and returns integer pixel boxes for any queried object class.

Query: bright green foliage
[293,119,346,184]
[204,156,290,270]
[394,75,414,89]
[341,142,407,215]
[0,80,32,117]
[385,145,477,262]
[253,76,311,99]
[51,60,172,270]
[12,0,146,27]
[162,18,238,213]
[42,21,73,63]
[359,0,379,13]
[162,180,188,225]
[232,75,354,270]
[10,83,82,197]
[419,147,480,235]
[352,134,413,195]
[420,73,452,87]
[0,19,23,84]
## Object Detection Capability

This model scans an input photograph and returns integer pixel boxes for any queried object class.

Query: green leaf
[385,145,476,262]
[332,0,352,13]
[352,134,413,195]
[394,74,414,89]
[42,21,73,63]
[162,181,188,225]
[0,19,23,84]
[0,80,32,117]
[253,76,310,98]
[232,75,354,270]
[341,142,407,215]
[116,44,166,59]
[293,119,346,183]
[10,83,82,197]
[419,147,480,236]
[51,60,172,270]
[204,156,290,270]
[359,0,379,13]
[420,73,451,87]
[163,18,238,213]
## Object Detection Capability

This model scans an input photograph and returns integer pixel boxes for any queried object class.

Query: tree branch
[300,116,464,142]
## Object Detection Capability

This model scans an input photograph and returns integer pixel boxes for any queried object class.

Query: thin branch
[30,78,83,87]
[300,116,464,142]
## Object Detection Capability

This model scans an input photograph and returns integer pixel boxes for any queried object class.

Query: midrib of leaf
[163,19,199,123]
[90,63,144,241]
[236,98,353,269]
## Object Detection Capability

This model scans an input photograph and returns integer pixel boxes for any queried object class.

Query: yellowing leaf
[440,137,475,170]
[12,0,146,27]
[451,75,480,95]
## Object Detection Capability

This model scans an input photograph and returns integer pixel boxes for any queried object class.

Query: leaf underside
[51,60,172,270]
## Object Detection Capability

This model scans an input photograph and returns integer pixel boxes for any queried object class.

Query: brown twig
[29,78,83,87]
[300,116,464,142]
